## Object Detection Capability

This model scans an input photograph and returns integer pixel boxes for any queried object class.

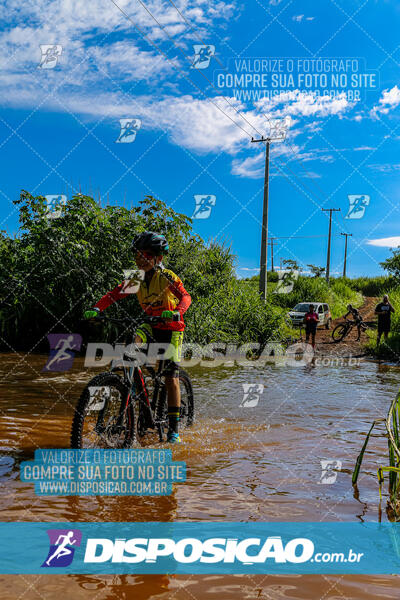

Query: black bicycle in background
[71,315,194,449]
[331,317,368,343]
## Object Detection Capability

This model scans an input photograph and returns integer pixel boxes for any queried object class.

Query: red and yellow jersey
[94,268,191,331]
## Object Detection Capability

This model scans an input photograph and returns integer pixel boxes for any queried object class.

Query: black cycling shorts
[137,324,183,378]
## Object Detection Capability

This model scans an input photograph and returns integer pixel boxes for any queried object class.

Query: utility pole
[251,138,270,300]
[322,208,340,283]
[269,238,276,272]
[251,122,287,300]
[340,232,352,278]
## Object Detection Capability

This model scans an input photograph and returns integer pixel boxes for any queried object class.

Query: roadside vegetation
[0,192,286,351]
[241,275,363,319]
[0,192,399,358]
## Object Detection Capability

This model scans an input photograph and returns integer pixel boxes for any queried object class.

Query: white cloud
[367,237,400,248]
[231,153,263,178]
[368,163,400,173]
[371,85,400,116]
[255,91,353,118]
[89,42,174,82]
[0,2,367,180]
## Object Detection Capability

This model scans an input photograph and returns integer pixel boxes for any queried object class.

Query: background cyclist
[344,304,363,341]
[84,232,191,444]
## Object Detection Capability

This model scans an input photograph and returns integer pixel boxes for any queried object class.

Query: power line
[109,0,253,138]
[110,0,350,256]
[132,0,262,137]
[134,0,347,219]
[164,0,226,70]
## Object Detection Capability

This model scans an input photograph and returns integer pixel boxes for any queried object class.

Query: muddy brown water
[1,352,400,598]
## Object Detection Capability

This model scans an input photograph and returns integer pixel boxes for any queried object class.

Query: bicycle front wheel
[178,368,194,427]
[71,373,134,449]
[331,323,349,342]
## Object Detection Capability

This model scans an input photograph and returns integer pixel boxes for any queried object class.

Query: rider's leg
[165,375,181,435]
[356,324,361,341]
[160,331,184,438]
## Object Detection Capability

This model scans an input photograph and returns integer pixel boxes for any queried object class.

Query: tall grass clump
[352,389,400,520]
[345,276,397,297]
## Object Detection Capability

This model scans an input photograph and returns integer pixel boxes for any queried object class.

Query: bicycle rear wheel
[332,323,349,342]
[71,373,134,449]
[153,368,194,432]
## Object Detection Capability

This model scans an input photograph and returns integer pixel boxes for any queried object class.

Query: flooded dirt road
[1,352,400,598]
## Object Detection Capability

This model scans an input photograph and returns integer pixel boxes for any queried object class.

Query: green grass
[364,289,400,360]
[240,275,363,320]
[344,275,397,297]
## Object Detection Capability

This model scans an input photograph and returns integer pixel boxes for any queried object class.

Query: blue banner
[20,449,186,496]
[1,522,400,574]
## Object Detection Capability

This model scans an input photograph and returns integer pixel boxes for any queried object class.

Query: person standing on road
[304,304,319,349]
[375,295,395,345]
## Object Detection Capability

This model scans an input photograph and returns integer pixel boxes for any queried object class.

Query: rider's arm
[94,282,131,312]
[169,279,191,315]
[344,311,350,319]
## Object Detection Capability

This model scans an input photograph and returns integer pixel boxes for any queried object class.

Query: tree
[307,264,325,278]
[0,191,285,349]
[282,259,299,271]
[381,249,400,281]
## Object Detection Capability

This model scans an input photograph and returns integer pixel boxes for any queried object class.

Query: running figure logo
[240,384,264,407]
[192,195,216,219]
[269,118,290,141]
[121,268,145,294]
[42,334,82,372]
[38,45,62,69]
[42,529,82,567]
[191,45,215,69]
[116,119,141,143]
[274,270,299,294]
[45,195,67,219]
[319,460,342,484]
[345,195,370,219]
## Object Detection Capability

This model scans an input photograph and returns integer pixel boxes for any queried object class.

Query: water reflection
[2,353,400,598]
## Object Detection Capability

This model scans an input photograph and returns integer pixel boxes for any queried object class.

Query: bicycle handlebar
[90,313,176,327]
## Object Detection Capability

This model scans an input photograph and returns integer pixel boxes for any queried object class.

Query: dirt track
[311,296,378,357]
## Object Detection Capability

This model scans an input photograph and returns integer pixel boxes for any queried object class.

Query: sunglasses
[135,250,155,260]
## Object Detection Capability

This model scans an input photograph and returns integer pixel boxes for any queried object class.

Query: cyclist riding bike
[344,304,363,341]
[84,232,191,444]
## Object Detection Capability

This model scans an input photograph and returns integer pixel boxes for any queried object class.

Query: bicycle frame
[111,346,170,441]
[90,314,172,442]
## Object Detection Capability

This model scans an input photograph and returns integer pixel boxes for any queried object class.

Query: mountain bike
[70,315,194,448]
[331,318,367,343]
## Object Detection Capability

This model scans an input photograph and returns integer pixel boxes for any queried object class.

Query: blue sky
[1,0,400,277]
